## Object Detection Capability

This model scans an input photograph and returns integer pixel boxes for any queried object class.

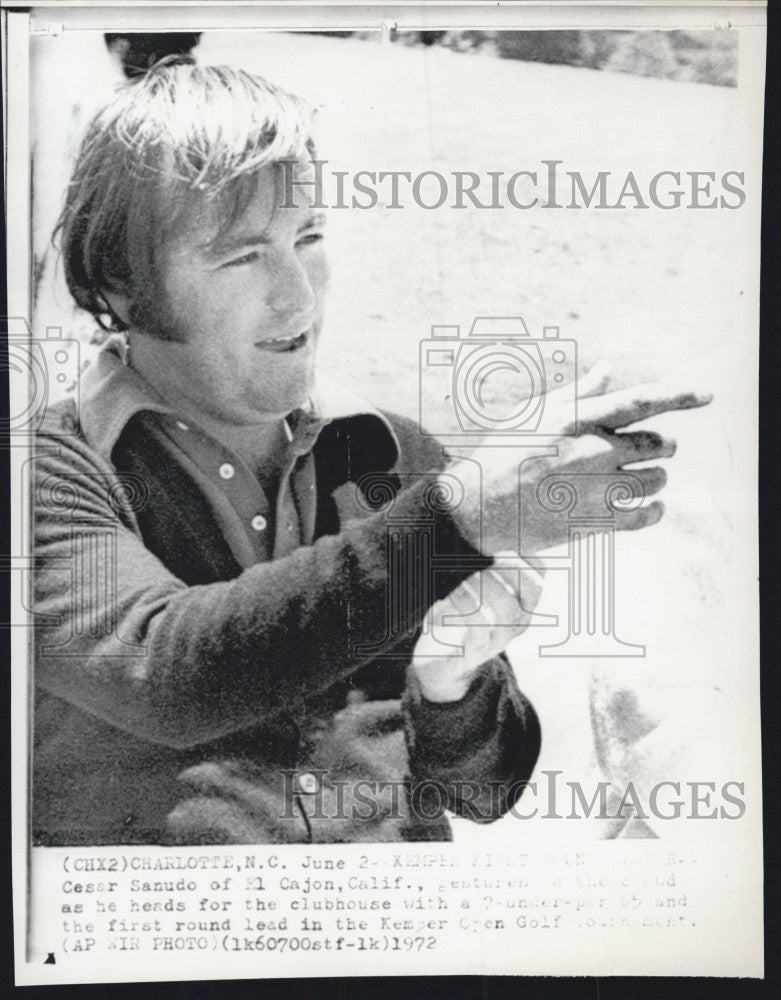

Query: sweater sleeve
[402,654,542,823]
[33,418,491,749]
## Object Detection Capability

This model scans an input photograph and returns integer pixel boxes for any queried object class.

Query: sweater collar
[79,334,401,468]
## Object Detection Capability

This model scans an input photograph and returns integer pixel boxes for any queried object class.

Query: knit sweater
[32,339,541,844]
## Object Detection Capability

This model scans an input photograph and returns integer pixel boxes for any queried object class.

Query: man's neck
[127,331,293,480]
[212,421,293,487]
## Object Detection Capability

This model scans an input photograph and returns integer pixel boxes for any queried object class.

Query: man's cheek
[308,252,330,302]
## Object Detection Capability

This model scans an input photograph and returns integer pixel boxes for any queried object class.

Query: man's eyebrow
[203,213,325,256]
[299,211,327,229]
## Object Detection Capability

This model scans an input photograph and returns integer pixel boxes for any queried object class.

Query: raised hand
[445,376,712,558]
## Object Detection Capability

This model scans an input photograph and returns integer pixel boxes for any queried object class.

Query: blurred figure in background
[105,31,202,78]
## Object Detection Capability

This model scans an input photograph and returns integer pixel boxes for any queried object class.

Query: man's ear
[100,288,131,328]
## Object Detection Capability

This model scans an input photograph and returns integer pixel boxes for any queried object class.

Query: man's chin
[256,373,316,418]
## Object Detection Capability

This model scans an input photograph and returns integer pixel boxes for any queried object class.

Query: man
[33,57,707,845]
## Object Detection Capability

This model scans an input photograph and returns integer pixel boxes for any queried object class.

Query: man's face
[156,161,328,422]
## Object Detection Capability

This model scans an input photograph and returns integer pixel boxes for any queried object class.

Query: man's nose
[267,250,316,318]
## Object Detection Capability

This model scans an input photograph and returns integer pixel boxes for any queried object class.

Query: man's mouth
[255,329,311,354]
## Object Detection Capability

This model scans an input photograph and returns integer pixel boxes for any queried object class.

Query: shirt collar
[79,334,401,468]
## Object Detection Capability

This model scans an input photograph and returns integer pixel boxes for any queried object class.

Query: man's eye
[297,232,324,247]
[222,250,261,268]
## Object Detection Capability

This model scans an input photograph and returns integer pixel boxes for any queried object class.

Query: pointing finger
[577,383,712,433]
[611,430,677,462]
[614,499,665,531]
